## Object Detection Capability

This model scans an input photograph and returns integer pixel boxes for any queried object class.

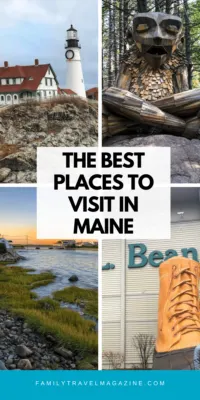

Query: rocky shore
[0,98,98,183]
[0,248,25,263]
[0,310,97,370]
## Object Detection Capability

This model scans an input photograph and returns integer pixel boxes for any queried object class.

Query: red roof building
[0,59,59,105]
[58,87,77,96]
[86,87,98,100]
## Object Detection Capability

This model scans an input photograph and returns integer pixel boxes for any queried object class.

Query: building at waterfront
[102,188,200,369]
[0,59,59,106]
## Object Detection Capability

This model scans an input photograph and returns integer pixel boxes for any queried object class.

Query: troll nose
[153,37,162,45]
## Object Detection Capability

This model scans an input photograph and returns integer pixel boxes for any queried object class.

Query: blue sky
[0,188,36,228]
[0,0,98,89]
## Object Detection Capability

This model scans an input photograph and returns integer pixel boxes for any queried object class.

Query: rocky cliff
[0,97,98,183]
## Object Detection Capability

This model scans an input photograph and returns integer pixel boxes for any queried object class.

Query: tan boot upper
[156,256,200,352]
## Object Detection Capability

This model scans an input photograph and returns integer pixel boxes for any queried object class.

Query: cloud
[1,0,65,26]
[0,0,98,88]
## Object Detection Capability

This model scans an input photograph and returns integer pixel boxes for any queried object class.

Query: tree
[132,333,155,369]
[102,0,200,89]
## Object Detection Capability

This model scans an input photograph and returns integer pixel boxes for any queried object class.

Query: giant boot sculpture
[153,256,200,370]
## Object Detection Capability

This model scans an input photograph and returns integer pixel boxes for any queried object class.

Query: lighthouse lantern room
[65,25,86,98]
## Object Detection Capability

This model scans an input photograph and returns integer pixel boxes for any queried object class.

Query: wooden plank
[103,87,186,134]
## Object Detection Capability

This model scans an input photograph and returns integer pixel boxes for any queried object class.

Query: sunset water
[15,248,98,297]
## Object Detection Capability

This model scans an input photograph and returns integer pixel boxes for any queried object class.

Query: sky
[0,188,57,244]
[0,0,98,89]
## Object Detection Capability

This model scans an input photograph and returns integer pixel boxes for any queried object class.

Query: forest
[102,0,200,89]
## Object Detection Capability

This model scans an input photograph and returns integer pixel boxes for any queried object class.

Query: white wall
[37,68,58,99]
[0,93,19,105]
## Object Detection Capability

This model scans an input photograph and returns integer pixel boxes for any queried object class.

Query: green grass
[0,266,97,356]
[53,286,98,319]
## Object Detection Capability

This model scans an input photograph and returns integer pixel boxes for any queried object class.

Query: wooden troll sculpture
[153,257,200,370]
[103,12,200,138]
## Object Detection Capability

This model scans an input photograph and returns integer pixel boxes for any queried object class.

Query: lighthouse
[65,25,86,98]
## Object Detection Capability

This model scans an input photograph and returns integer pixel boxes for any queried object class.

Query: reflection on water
[15,248,98,297]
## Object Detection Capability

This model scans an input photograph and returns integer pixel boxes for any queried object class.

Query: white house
[0,59,59,106]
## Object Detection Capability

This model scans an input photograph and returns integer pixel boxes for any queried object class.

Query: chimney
[4,61,8,68]
[34,59,39,66]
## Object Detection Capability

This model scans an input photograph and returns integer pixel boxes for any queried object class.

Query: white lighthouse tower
[65,25,86,98]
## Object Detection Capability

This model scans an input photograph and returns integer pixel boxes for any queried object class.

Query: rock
[0,100,98,183]
[0,167,11,182]
[16,344,33,358]
[9,364,17,369]
[0,329,4,338]
[77,360,95,370]
[17,359,32,370]
[68,274,79,282]
[103,134,200,183]
[91,358,98,367]
[6,355,14,365]
[54,347,73,359]
[0,248,24,263]
[5,320,13,328]
[0,361,7,370]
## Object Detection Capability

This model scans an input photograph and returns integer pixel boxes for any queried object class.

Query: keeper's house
[102,188,200,369]
[0,59,59,105]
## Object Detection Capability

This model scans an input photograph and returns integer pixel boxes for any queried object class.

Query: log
[103,87,186,133]
[184,116,200,139]
[153,88,200,117]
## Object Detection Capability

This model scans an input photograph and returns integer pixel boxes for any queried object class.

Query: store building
[102,188,200,369]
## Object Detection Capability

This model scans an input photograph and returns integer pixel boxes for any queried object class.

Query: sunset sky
[0,187,64,245]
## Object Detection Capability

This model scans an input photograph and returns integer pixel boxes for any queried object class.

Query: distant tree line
[102,0,200,89]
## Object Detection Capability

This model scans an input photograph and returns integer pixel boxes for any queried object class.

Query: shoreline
[0,265,98,370]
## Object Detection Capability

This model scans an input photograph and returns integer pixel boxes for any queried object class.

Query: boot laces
[168,266,200,344]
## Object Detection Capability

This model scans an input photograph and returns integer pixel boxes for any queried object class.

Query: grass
[0,96,98,112]
[53,286,98,319]
[0,266,97,356]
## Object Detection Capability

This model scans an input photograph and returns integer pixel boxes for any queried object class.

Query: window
[14,95,17,100]
[1,96,4,101]
[45,78,48,86]
[6,79,9,85]
[13,78,16,84]
[20,93,23,99]
[43,90,46,98]
[50,78,53,86]
[49,91,51,95]
[7,95,11,100]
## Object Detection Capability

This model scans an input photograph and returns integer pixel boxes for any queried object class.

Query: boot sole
[152,346,199,370]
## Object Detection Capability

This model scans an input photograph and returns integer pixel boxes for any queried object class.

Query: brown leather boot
[153,256,200,370]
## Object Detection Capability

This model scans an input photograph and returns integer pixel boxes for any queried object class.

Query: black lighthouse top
[65,25,81,49]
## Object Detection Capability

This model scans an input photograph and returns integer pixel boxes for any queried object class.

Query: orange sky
[1,225,92,245]
[0,188,94,245]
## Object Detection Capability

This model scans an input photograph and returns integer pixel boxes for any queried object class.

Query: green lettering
[128,243,148,268]
[149,250,163,267]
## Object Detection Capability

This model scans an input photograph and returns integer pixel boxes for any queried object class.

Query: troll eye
[166,25,179,34]
[136,23,149,33]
